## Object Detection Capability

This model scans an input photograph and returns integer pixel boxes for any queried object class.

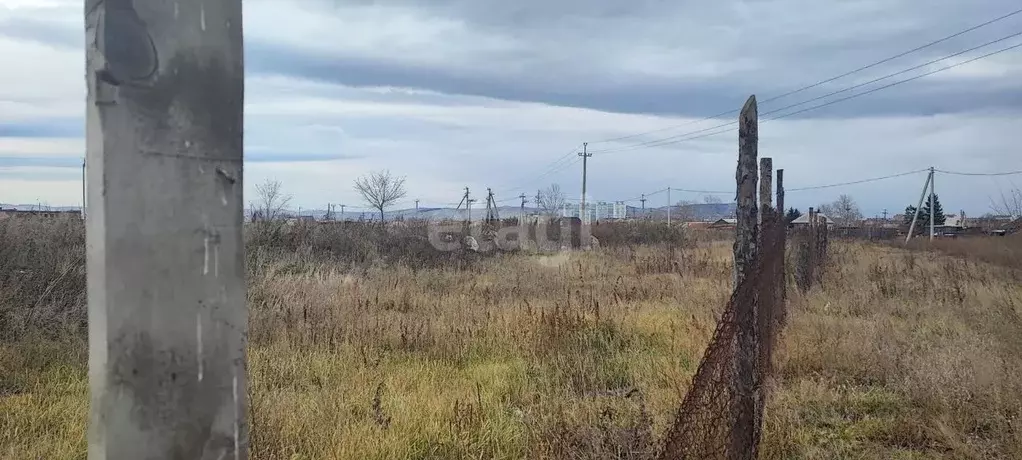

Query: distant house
[790,213,835,229]
[970,215,1016,231]
[932,218,965,236]
[934,214,967,233]
[861,218,899,229]
[708,218,737,229]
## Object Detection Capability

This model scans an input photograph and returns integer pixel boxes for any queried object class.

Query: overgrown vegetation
[2,216,1021,458]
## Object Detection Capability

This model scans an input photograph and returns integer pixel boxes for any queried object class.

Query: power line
[588,7,1022,146]
[496,12,1022,197]
[490,16,1022,200]
[765,31,1022,117]
[494,144,583,195]
[590,34,1022,154]
[935,168,1022,176]
[670,187,733,195]
[590,38,1022,154]
[620,188,669,203]
[768,41,1022,122]
[761,7,1022,104]
[787,169,929,192]
[611,169,926,203]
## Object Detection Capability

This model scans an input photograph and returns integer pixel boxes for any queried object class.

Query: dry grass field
[2,217,1021,459]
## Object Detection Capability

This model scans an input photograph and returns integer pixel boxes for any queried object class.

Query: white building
[561,201,628,223]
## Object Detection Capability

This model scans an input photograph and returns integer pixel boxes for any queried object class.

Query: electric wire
[588,7,1022,145]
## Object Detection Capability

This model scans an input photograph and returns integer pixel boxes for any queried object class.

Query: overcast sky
[1,0,1020,216]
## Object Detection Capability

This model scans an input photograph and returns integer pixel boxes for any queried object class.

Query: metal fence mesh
[793,215,830,294]
[658,210,793,459]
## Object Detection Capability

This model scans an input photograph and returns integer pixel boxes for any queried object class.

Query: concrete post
[929,166,935,241]
[905,170,932,244]
[733,96,759,288]
[776,168,786,304]
[759,157,773,221]
[85,1,246,459]
[731,95,759,458]
[776,170,784,215]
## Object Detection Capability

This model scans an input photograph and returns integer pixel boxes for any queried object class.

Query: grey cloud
[0,17,80,49]
[5,0,1021,119]
[0,119,82,138]
[248,39,1022,119]
[0,152,359,167]
[255,0,1022,118]
[0,156,80,168]
[247,152,363,162]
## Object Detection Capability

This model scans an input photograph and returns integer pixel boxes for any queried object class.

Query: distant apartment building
[561,201,627,223]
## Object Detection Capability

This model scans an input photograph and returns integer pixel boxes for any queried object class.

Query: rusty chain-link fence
[793,209,831,294]
[658,210,788,459]
[656,95,835,459]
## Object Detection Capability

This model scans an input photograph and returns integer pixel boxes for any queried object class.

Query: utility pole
[882,208,888,221]
[415,199,419,211]
[905,168,933,244]
[578,142,592,223]
[519,193,527,220]
[457,187,475,222]
[929,166,935,241]
[340,204,346,220]
[86,1,247,458]
[667,187,672,226]
[485,188,496,222]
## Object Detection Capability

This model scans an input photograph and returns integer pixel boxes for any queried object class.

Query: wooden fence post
[86,1,246,458]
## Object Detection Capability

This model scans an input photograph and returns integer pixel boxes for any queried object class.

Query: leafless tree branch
[354,170,408,223]
[255,179,291,221]
[537,183,565,216]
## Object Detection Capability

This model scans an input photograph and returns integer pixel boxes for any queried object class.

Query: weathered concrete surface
[85,0,246,458]
[733,95,759,288]
[731,94,759,458]
[759,157,773,215]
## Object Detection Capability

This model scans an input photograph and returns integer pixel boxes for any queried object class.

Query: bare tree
[537,183,566,216]
[354,170,407,222]
[991,186,1022,218]
[675,199,699,222]
[819,194,862,227]
[255,179,291,221]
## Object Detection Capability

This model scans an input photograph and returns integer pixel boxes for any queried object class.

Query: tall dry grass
[2,217,1021,458]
